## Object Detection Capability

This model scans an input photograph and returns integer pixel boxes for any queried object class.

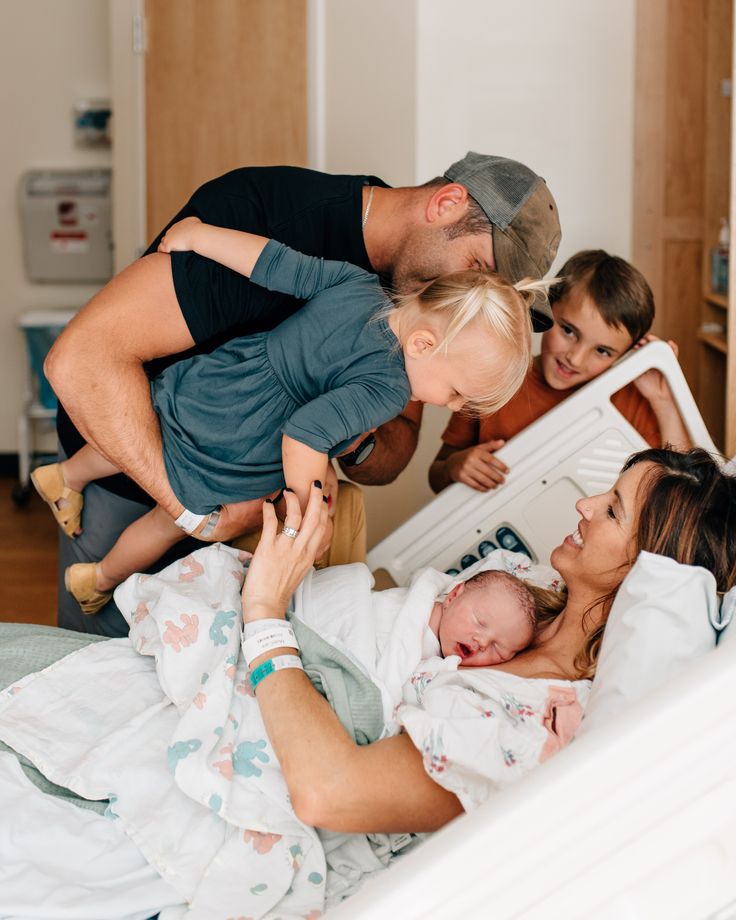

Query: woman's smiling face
[551,461,654,594]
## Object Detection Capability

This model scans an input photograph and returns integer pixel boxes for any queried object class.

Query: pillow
[578,550,719,735]
[716,585,736,644]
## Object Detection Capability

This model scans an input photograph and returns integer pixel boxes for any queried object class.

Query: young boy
[429,250,691,493]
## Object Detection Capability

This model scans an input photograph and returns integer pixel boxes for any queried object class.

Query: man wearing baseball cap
[49,154,560,636]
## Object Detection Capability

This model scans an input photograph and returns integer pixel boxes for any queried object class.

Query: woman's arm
[158,216,269,278]
[256,670,462,833]
[243,486,463,834]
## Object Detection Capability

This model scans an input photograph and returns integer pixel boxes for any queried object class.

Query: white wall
[0,1,111,453]
[323,0,418,185]
[1,1,635,549]
[322,0,636,548]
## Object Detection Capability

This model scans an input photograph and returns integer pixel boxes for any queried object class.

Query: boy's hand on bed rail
[242,483,328,621]
[445,440,509,491]
[631,334,679,405]
[630,335,692,451]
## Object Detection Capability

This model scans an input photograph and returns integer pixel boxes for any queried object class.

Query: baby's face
[437,581,534,667]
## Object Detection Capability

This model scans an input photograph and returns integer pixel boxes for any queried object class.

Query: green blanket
[289,613,384,745]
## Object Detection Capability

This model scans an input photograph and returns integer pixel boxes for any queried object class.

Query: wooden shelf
[703,290,729,309]
[698,330,728,354]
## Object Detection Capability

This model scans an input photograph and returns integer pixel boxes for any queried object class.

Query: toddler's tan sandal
[64,563,112,616]
[30,462,84,538]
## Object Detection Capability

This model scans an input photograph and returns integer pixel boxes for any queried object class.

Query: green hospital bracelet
[249,654,304,691]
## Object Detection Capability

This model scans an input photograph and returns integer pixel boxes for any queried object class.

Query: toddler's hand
[447,440,508,491]
[158,216,203,254]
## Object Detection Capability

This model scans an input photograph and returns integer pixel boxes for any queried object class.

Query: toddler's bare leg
[62,444,120,492]
[96,504,185,591]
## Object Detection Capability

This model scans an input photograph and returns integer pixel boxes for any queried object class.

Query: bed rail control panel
[444,524,533,575]
[368,342,716,586]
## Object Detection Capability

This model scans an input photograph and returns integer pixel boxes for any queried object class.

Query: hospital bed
[368,340,716,584]
[336,341,736,920]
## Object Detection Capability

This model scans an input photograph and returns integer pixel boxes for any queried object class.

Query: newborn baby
[427,569,536,666]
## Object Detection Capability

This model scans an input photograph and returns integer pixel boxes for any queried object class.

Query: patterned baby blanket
[0,545,590,919]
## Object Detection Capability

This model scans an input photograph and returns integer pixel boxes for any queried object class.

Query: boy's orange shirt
[441,359,661,450]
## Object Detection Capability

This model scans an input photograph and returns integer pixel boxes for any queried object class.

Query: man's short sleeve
[441,412,480,449]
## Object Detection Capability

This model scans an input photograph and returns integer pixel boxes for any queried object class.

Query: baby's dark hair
[549,249,654,346]
[462,569,536,632]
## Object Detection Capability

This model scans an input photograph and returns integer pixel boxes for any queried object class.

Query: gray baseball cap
[444,152,561,331]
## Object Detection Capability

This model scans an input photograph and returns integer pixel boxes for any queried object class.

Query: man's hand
[323,462,339,519]
[158,216,203,253]
[193,496,268,542]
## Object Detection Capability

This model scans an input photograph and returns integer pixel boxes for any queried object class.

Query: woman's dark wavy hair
[537,447,736,679]
[622,447,736,592]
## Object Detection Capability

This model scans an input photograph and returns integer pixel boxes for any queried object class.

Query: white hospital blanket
[0,545,589,919]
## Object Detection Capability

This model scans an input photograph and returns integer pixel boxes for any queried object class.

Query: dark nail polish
[322,496,329,503]
[265,498,273,504]
[283,487,294,493]
[313,479,322,489]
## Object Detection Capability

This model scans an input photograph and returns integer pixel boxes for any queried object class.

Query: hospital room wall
[0,1,111,457]
[321,0,636,547]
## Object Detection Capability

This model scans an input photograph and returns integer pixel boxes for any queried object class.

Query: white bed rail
[368,342,716,585]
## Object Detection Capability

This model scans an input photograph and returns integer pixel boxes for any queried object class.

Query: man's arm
[48,252,269,540]
[339,401,423,485]
[46,253,190,520]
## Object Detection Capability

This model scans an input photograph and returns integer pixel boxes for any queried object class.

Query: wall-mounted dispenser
[19,168,113,283]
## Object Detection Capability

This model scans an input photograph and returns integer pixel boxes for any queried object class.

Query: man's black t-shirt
[57,166,389,503]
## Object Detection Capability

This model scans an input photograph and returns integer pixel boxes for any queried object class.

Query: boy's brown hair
[549,250,654,346]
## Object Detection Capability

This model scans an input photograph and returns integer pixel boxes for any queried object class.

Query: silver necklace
[362,186,375,230]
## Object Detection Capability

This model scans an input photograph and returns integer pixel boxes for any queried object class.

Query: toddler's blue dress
[152,241,411,512]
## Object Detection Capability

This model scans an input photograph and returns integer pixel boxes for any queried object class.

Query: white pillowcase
[578,550,719,735]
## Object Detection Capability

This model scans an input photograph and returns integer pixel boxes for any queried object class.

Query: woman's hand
[242,482,328,622]
[157,216,203,254]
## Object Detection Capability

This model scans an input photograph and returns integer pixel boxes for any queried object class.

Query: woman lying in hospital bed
[0,447,733,920]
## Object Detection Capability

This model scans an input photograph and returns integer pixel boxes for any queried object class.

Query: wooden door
[633,0,735,454]
[144,0,307,239]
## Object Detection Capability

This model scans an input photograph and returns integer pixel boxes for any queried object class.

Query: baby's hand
[158,216,203,254]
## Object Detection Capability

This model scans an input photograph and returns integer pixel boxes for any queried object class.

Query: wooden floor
[0,476,58,626]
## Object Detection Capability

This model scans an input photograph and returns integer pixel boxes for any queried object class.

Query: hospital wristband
[243,625,300,667]
[174,506,221,537]
[243,617,292,639]
[249,654,304,691]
